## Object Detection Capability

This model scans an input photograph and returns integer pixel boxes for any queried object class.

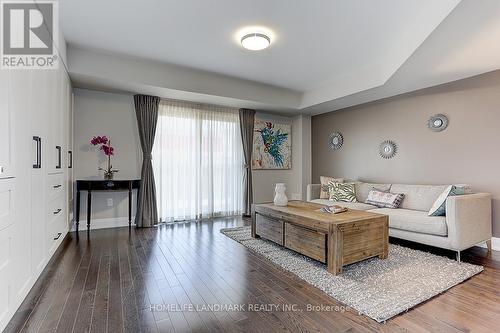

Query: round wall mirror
[427,114,448,132]
[379,140,397,159]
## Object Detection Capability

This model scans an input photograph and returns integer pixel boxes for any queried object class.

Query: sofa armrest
[445,193,492,250]
[307,184,321,201]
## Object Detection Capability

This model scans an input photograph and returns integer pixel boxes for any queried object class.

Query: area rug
[220,226,483,322]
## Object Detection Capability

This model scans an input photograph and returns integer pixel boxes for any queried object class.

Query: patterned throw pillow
[328,183,357,202]
[428,185,465,216]
[320,176,344,199]
[365,190,405,209]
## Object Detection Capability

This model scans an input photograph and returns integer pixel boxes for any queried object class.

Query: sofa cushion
[328,182,357,202]
[319,176,344,199]
[370,208,448,236]
[390,184,449,212]
[365,190,405,208]
[428,185,466,216]
[310,199,378,211]
[355,182,391,202]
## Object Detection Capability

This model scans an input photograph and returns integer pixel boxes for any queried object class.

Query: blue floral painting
[252,119,291,169]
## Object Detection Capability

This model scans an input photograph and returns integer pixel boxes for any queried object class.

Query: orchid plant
[90,135,118,179]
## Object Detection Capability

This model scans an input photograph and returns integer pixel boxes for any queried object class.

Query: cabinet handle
[68,151,72,169]
[54,232,62,240]
[53,184,62,189]
[53,208,62,215]
[33,136,42,168]
[56,146,62,169]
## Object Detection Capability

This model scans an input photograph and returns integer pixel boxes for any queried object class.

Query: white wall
[73,90,312,223]
[252,113,311,203]
[74,89,141,226]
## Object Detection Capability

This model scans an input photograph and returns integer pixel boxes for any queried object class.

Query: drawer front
[47,197,64,221]
[255,214,283,245]
[285,223,326,263]
[47,174,64,201]
[47,212,64,256]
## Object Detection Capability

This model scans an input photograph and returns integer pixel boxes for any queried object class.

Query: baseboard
[71,217,136,231]
[477,237,500,251]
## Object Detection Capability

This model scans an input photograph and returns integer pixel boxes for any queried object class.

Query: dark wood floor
[5,217,500,333]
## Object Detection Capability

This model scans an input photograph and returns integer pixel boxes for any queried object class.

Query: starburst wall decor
[379,140,398,159]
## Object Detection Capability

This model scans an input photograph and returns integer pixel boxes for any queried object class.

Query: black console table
[76,179,141,230]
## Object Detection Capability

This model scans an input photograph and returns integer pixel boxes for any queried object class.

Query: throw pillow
[365,190,405,209]
[320,176,344,199]
[328,182,357,202]
[428,185,464,216]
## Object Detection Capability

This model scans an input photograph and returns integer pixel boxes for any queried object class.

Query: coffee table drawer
[285,223,326,263]
[256,214,283,245]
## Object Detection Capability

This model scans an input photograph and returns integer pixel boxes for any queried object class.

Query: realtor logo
[1,0,58,69]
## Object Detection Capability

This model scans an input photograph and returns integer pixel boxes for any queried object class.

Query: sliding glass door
[153,100,244,222]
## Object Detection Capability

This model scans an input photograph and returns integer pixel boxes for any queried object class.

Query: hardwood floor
[5,216,500,333]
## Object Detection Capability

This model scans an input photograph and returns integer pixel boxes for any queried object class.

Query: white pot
[273,183,288,206]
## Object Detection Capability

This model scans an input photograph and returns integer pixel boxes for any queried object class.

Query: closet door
[66,79,74,227]
[8,69,34,309]
[0,70,14,179]
[30,69,49,274]
[0,69,14,330]
[46,68,63,175]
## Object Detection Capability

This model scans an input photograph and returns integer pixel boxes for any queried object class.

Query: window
[153,99,244,222]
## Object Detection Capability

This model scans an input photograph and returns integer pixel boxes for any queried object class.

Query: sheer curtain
[153,99,244,222]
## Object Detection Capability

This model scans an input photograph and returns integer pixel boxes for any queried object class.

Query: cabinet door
[8,70,34,303]
[0,225,13,330]
[46,69,63,174]
[0,71,14,179]
[30,70,48,274]
[66,78,74,226]
[0,179,15,330]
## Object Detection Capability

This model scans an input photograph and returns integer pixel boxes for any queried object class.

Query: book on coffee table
[319,205,348,214]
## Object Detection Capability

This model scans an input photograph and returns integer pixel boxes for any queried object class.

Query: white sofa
[306,182,492,260]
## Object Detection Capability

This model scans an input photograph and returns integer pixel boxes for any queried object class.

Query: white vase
[273,183,288,206]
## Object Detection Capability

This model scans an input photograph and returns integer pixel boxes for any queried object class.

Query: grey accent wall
[253,113,312,203]
[74,89,141,223]
[312,70,500,237]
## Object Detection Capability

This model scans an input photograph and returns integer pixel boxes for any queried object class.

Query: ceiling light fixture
[241,33,271,51]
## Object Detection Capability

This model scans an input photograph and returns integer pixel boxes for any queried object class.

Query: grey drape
[239,108,256,216]
[134,94,160,227]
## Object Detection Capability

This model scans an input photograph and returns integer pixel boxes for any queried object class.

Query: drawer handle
[54,232,62,240]
[53,184,62,189]
[53,208,62,215]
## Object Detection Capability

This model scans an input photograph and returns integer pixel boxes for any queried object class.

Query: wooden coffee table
[251,201,389,275]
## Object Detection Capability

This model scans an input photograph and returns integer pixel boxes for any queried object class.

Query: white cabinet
[0,58,72,331]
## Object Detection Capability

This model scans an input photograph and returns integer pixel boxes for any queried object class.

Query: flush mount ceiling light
[241,33,271,51]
